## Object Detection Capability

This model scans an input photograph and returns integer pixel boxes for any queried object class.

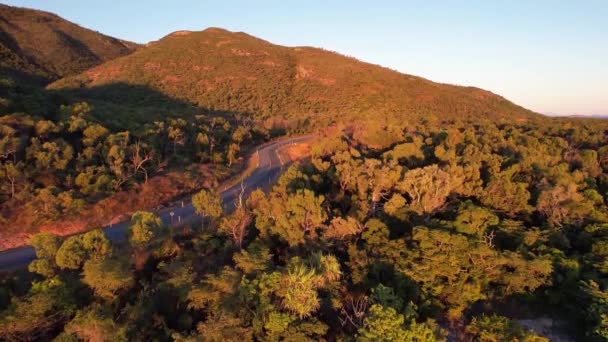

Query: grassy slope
[50,28,543,131]
[0,3,139,82]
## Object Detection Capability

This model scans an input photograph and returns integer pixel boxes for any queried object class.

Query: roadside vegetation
[0,5,607,340]
[0,78,271,249]
[2,118,608,340]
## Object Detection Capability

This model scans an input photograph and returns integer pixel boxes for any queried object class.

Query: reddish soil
[0,164,229,250]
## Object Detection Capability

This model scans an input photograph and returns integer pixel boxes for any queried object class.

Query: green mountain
[50,28,540,131]
[0,3,138,83]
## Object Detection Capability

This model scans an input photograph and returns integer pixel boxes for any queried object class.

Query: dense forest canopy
[1,4,607,341]
[3,119,608,341]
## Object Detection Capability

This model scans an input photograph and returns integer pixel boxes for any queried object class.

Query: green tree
[278,263,322,318]
[398,165,454,215]
[55,236,88,270]
[55,229,112,269]
[28,233,60,277]
[466,314,548,342]
[128,211,166,248]
[358,304,443,342]
[0,161,23,199]
[82,257,134,299]
[452,201,499,236]
[192,188,223,229]
[219,206,252,249]
[63,303,127,342]
[253,189,327,246]
[481,171,531,216]
[81,229,112,260]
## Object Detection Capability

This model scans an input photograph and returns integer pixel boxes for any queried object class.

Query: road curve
[0,136,312,271]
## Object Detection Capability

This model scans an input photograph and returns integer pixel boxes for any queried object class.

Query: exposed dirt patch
[231,48,251,56]
[162,75,181,84]
[169,30,192,37]
[144,62,162,71]
[316,77,336,86]
[192,64,211,72]
[216,39,233,47]
[260,60,278,67]
[296,64,336,85]
[296,65,313,78]
[279,141,311,162]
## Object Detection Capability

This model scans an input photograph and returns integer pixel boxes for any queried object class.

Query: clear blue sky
[5,0,607,115]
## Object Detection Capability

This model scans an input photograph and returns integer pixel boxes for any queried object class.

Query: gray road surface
[0,136,311,271]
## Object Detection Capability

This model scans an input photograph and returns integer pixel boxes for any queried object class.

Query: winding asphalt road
[0,136,312,271]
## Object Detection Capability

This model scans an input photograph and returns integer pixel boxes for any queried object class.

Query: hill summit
[50,27,539,131]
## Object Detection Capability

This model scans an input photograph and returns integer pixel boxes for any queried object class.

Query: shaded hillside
[0,3,138,83]
[51,27,541,131]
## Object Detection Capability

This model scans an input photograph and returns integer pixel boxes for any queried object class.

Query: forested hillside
[0,4,138,83]
[0,6,607,341]
[50,28,539,131]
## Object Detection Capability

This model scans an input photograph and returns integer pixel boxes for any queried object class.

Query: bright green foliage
[219,206,252,249]
[383,139,424,166]
[55,229,112,269]
[278,264,322,318]
[358,304,443,342]
[311,253,342,284]
[192,188,223,226]
[63,304,127,342]
[253,189,327,246]
[82,257,134,299]
[452,201,499,236]
[466,314,548,342]
[398,165,454,215]
[396,227,552,319]
[128,211,165,248]
[264,311,295,337]
[27,259,56,278]
[28,233,61,277]
[30,233,61,260]
[81,229,112,260]
[481,170,531,216]
[55,236,88,270]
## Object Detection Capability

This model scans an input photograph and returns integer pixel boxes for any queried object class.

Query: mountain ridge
[49,27,541,132]
[0,3,139,83]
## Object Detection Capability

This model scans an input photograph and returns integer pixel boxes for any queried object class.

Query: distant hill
[50,28,541,131]
[568,114,608,119]
[0,3,138,83]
